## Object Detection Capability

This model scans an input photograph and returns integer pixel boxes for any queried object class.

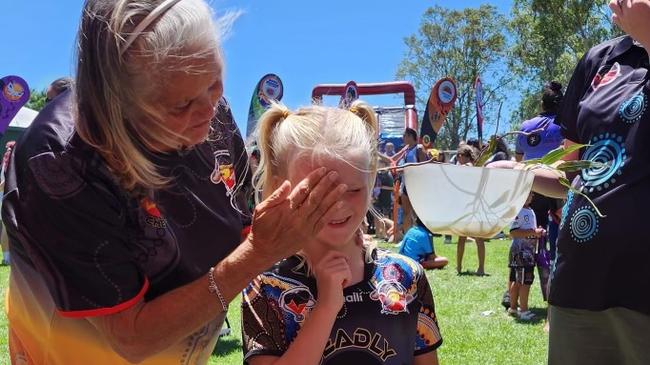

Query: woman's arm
[415,350,439,365]
[509,228,544,239]
[487,140,581,199]
[89,168,347,363]
[529,139,580,198]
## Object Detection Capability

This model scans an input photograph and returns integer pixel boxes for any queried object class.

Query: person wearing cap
[501,82,565,310]
[4,1,346,364]
[515,81,565,262]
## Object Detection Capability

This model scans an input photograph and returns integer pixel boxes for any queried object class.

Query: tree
[509,0,622,124]
[397,5,512,149]
[26,89,47,112]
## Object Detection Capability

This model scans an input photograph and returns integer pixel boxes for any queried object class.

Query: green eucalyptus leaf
[558,177,606,218]
[540,144,589,165]
[475,136,498,167]
[556,160,606,172]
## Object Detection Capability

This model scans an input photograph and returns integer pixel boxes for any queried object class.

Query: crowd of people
[2,0,649,364]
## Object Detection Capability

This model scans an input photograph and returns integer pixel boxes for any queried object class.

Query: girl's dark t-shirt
[241,248,442,364]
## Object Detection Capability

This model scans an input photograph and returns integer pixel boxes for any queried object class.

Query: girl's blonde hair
[253,101,380,263]
[75,0,223,192]
[254,101,379,201]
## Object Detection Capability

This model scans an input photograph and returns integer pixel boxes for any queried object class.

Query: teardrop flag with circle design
[0,76,30,136]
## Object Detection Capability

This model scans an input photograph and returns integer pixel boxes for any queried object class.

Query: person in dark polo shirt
[547,17,650,365]
[2,1,347,364]
[491,2,650,363]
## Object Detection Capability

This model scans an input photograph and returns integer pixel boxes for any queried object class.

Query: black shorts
[510,266,535,285]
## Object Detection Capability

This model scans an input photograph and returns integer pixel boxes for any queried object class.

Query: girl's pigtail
[253,102,291,204]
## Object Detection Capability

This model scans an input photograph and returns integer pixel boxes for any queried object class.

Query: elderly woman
[3,1,346,364]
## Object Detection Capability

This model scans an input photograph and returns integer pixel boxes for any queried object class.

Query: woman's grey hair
[74,0,223,192]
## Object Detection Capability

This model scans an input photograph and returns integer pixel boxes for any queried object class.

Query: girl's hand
[535,227,547,238]
[313,251,352,314]
[249,168,347,263]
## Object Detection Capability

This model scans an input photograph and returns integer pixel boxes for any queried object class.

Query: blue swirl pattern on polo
[569,206,600,244]
[619,91,647,124]
[581,134,626,194]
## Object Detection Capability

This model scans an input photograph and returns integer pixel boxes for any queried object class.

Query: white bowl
[403,163,535,238]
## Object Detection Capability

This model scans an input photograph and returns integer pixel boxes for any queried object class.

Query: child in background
[242,102,442,365]
[399,217,449,270]
[508,192,546,321]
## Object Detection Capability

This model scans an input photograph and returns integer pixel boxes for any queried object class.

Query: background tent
[0,106,38,157]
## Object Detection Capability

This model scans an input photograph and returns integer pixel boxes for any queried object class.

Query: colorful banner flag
[0,75,30,136]
[338,81,359,109]
[474,76,485,144]
[420,77,457,149]
[246,74,283,143]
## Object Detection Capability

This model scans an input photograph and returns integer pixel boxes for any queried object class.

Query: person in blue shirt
[515,82,564,161]
[399,217,449,270]
[514,81,565,261]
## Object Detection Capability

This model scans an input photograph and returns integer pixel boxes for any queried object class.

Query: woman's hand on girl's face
[249,167,347,263]
[610,0,650,48]
[313,251,352,313]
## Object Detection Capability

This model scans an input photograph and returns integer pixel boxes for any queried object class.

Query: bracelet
[208,267,228,312]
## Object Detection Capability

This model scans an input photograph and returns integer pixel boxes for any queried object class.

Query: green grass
[1,238,549,364]
[1,262,10,365]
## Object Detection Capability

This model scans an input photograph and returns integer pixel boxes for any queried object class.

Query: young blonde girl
[241,102,442,365]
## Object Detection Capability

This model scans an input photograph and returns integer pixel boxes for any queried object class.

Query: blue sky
[2,0,512,136]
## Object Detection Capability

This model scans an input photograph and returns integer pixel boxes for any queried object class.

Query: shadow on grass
[457,270,491,277]
[214,335,242,357]
[514,306,548,325]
